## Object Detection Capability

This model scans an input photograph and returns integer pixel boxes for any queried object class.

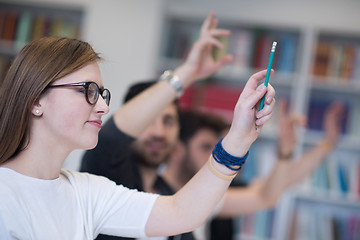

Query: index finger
[242,69,274,97]
[201,12,216,33]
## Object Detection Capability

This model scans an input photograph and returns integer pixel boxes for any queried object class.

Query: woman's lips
[88,119,102,128]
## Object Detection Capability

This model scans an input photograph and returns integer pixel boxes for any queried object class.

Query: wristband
[212,138,248,171]
[159,70,184,98]
[207,158,237,181]
[277,146,293,161]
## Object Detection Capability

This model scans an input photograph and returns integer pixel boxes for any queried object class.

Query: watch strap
[160,70,184,98]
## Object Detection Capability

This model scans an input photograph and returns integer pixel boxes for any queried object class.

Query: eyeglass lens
[87,82,110,106]
[101,89,111,106]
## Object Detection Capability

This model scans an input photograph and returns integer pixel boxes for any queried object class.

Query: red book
[178,85,196,110]
[252,32,266,69]
[0,10,5,40]
[2,11,19,41]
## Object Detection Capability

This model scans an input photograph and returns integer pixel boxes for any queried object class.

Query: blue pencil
[258,41,277,111]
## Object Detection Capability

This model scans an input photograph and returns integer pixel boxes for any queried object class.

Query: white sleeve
[63,170,159,238]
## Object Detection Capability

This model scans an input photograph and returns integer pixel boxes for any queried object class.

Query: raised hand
[277,99,306,159]
[323,101,345,148]
[222,70,276,157]
[175,12,233,87]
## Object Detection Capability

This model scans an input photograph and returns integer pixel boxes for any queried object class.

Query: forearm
[260,139,335,203]
[113,80,175,137]
[290,139,334,183]
[113,66,198,137]
[217,179,269,217]
[145,156,235,237]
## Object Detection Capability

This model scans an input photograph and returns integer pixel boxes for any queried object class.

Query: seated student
[162,100,344,240]
[0,12,276,240]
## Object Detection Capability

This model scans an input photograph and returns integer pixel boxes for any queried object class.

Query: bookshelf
[0,1,83,81]
[156,2,360,240]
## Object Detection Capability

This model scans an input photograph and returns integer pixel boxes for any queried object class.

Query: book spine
[2,11,18,41]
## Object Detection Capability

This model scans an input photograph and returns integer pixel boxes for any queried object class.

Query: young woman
[0,13,275,239]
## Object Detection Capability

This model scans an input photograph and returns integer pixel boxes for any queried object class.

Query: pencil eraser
[271,41,277,51]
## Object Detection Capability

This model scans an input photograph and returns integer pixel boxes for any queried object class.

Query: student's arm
[217,100,344,217]
[145,69,276,237]
[114,12,233,137]
[268,101,344,190]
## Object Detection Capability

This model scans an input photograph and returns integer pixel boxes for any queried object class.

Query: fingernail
[267,96,272,103]
[257,85,266,92]
[257,112,262,118]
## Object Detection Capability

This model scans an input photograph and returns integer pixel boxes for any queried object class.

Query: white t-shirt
[0,168,158,240]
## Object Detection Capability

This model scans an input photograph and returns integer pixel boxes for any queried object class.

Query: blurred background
[1,0,360,239]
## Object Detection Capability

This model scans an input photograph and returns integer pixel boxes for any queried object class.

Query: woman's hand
[222,70,276,157]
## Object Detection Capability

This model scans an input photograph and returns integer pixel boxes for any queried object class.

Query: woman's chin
[80,139,98,150]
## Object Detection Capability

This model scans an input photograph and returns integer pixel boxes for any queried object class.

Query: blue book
[15,12,33,50]
[276,34,297,73]
[338,164,348,194]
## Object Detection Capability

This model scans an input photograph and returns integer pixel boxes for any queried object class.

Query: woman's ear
[31,99,43,117]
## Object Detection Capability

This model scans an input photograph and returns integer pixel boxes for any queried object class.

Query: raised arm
[145,70,276,237]
[279,101,345,185]
[217,100,344,217]
[114,12,233,137]
[218,99,305,216]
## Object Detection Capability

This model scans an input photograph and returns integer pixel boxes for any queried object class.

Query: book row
[304,155,360,200]
[0,9,80,51]
[179,83,360,139]
[307,97,360,137]
[312,40,360,85]
[292,205,360,240]
[165,20,299,75]
[233,209,275,240]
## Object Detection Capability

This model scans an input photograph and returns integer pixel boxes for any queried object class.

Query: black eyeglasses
[46,81,111,106]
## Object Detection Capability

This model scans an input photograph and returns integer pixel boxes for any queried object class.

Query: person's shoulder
[60,168,116,187]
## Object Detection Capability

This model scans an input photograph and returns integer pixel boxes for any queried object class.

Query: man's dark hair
[123,80,157,103]
[179,110,229,144]
[123,80,179,109]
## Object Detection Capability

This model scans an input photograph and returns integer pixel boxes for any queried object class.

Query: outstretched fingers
[200,12,231,46]
[200,11,220,33]
[200,11,215,32]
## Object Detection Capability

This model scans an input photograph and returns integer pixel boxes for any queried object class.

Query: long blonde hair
[0,37,101,164]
